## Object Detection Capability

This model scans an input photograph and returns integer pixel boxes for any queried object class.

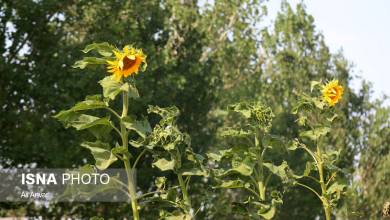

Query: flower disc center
[120,56,136,70]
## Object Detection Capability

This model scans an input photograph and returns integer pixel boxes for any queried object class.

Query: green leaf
[129,140,143,148]
[98,76,131,100]
[155,177,167,190]
[258,181,266,200]
[153,158,175,171]
[297,116,307,126]
[81,141,117,170]
[180,168,207,176]
[54,111,113,131]
[303,161,313,176]
[217,180,246,189]
[53,110,80,127]
[220,128,252,138]
[90,217,104,220]
[206,152,223,162]
[327,182,346,199]
[75,116,112,130]
[287,139,299,151]
[57,165,124,202]
[229,156,255,176]
[82,42,115,56]
[327,114,338,122]
[148,105,180,125]
[258,206,276,220]
[70,99,107,112]
[111,145,128,155]
[73,57,107,69]
[229,102,274,131]
[209,147,249,163]
[314,99,325,109]
[165,213,192,220]
[310,80,321,92]
[229,102,252,118]
[127,83,140,99]
[300,127,330,141]
[88,124,113,140]
[122,117,152,139]
[263,161,289,181]
[186,152,205,163]
[292,100,312,114]
[53,96,106,120]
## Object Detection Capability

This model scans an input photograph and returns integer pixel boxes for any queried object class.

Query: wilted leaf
[148,105,180,125]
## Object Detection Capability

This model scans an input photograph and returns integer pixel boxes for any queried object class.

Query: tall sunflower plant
[207,102,288,219]
[289,80,347,220]
[54,43,205,220]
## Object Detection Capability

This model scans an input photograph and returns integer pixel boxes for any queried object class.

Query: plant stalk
[120,91,140,220]
[178,173,192,216]
[124,158,140,220]
[317,145,331,220]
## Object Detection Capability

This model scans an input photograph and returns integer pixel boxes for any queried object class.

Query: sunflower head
[106,45,147,81]
[322,80,343,106]
[384,202,390,217]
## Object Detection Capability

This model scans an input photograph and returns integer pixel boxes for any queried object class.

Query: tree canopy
[0,0,388,219]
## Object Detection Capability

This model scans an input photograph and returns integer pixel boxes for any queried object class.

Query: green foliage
[53,41,210,219]
[338,99,390,219]
[288,82,348,220]
[1,0,388,219]
[81,141,117,170]
[146,105,207,218]
[209,102,284,219]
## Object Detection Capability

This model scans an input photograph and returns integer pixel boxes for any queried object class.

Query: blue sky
[267,0,390,100]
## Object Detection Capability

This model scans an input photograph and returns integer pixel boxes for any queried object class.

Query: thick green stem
[317,145,331,220]
[124,158,140,220]
[178,173,192,216]
[120,91,140,220]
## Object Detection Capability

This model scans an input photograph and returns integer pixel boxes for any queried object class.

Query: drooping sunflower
[106,45,146,81]
[322,80,343,106]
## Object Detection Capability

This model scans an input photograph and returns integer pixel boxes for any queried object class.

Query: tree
[1,0,388,219]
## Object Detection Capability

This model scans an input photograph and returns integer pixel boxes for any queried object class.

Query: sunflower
[106,45,146,81]
[322,80,343,106]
